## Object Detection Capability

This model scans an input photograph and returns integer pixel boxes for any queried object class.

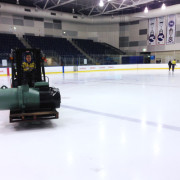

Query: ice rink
[0,70,180,180]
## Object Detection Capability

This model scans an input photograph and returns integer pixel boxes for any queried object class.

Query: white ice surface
[0,70,180,180]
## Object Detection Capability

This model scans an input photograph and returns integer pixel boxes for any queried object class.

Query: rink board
[0,64,179,76]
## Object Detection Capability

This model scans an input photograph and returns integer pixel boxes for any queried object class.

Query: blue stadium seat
[24,35,83,57]
[0,33,25,62]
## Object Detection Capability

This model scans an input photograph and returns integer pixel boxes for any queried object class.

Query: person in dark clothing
[172,59,176,72]
[22,53,36,87]
[22,70,36,87]
[168,60,172,71]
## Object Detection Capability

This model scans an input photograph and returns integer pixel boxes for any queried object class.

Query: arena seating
[0,34,122,65]
[72,39,123,55]
[24,35,83,56]
[0,33,25,65]
[102,42,125,55]
[72,39,124,65]
[0,33,25,53]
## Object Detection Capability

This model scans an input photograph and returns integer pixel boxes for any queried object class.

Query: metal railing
[0,51,175,67]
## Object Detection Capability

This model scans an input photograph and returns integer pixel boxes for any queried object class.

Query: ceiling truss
[32,0,166,16]
[83,0,156,16]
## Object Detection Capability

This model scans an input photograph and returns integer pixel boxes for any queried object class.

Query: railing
[0,51,174,67]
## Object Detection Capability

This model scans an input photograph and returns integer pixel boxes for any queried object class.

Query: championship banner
[167,14,176,44]
[157,17,166,45]
[148,18,156,45]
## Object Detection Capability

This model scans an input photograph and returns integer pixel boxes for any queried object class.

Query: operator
[22,53,36,86]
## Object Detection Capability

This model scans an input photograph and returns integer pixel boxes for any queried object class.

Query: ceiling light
[108,0,112,1]
[99,0,104,7]
[161,3,166,10]
[144,7,148,13]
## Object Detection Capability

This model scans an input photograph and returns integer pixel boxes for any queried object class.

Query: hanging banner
[157,17,166,45]
[148,18,156,45]
[167,14,176,44]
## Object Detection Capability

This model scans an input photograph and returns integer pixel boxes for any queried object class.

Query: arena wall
[119,14,180,55]
[0,13,119,48]
[0,3,180,56]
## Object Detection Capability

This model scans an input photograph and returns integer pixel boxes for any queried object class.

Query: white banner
[157,17,166,45]
[167,14,176,44]
[148,18,156,45]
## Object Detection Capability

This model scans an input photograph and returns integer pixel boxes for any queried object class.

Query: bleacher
[24,35,83,56]
[0,33,25,65]
[0,33,25,53]
[0,34,122,66]
[72,39,122,55]
[102,42,125,55]
[72,39,124,65]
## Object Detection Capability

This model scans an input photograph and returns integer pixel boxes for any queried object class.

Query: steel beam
[43,0,50,9]
[46,0,75,10]
[91,0,155,16]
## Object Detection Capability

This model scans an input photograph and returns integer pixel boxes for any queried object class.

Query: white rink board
[64,66,74,72]
[78,64,177,72]
[0,64,178,76]
[45,66,73,73]
[0,68,7,75]
[45,66,62,73]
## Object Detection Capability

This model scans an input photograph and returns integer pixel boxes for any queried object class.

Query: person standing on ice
[172,59,176,72]
[168,60,172,71]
